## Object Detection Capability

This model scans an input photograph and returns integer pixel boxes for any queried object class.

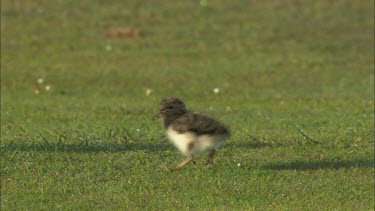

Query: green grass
[1,0,374,209]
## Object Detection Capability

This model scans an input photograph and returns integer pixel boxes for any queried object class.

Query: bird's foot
[159,163,172,172]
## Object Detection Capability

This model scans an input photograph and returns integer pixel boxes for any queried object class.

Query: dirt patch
[105,28,141,38]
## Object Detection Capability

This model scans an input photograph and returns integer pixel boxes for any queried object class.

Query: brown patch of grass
[105,28,141,39]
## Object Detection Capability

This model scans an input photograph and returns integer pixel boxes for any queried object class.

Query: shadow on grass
[225,141,273,149]
[1,142,171,153]
[264,159,374,170]
[225,134,281,149]
[1,138,274,153]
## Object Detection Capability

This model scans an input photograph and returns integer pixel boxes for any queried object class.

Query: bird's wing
[171,112,229,135]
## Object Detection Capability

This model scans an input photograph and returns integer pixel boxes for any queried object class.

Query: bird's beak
[152,113,161,120]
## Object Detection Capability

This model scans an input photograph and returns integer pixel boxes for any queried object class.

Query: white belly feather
[166,127,226,156]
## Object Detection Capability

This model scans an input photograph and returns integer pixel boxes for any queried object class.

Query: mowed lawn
[1,0,374,210]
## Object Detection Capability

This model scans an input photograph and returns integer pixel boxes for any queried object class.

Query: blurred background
[1,0,373,132]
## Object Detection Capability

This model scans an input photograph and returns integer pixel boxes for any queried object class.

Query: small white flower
[37,78,44,84]
[145,88,153,96]
[237,163,241,167]
[136,129,140,132]
[45,85,51,91]
[213,87,220,94]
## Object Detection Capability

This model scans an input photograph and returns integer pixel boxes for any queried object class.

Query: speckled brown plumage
[153,97,230,171]
[170,112,230,136]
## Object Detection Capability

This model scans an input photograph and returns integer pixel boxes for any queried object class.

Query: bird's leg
[171,142,195,170]
[159,154,195,172]
[205,149,215,170]
[174,154,194,170]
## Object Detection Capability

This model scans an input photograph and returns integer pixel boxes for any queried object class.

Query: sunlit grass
[1,0,374,210]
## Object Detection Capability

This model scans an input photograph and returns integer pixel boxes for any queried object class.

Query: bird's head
[153,97,187,120]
